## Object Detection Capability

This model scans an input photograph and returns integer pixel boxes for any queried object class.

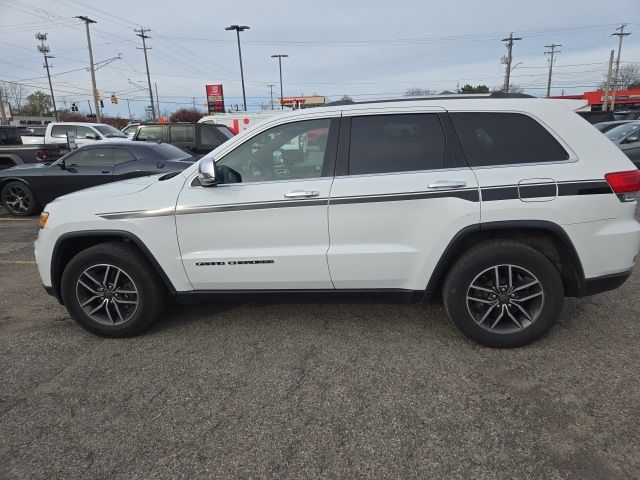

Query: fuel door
[518,178,557,202]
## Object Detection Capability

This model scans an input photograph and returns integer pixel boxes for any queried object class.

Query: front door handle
[101,170,110,174]
[427,180,467,189]
[284,190,320,198]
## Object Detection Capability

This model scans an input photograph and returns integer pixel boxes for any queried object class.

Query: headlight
[39,212,49,229]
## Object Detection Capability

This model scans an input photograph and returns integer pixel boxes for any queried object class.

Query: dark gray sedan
[0,142,196,216]
[605,121,640,168]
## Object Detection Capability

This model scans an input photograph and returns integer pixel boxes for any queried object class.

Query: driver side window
[216,118,332,184]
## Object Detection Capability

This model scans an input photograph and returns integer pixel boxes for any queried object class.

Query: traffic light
[71,102,78,111]
[110,93,118,104]
[100,100,104,108]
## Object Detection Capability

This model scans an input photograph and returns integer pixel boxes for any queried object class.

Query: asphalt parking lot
[0,207,639,480]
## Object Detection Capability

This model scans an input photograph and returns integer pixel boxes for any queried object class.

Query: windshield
[605,123,640,141]
[94,124,128,138]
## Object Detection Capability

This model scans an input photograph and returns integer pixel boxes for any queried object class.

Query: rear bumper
[578,268,633,297]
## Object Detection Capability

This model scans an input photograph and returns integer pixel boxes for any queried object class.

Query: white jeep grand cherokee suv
[34,94,640,347]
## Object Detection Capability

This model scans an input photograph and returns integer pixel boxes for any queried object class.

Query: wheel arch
[425,220,586,300]
[50,230,177,304]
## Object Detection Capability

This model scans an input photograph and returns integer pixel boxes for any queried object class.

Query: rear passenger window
[113,149,136,165]
[51,125,75,138]
[169,125,194,143]
[450,113,569,167]
[348,114,446,175]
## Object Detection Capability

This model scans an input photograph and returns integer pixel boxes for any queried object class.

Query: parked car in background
[20,125,47,145]
[0,126,69,170]
[122,122,141,138]
[0,141,196,216]
[593,120,636,133]
[132,122,234,155]
[605,121,640,167]
[199,112,277,134]
[613,110,640,121]
[45,122,129,146]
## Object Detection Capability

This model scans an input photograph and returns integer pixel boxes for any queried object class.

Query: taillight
[36,149,49,160]
[605,170,640,202]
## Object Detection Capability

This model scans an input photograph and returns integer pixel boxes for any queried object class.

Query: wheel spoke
[494,266,500,288]
[513,303,534,323]
[80,295,100,307]
[88,298,108,316]
[489,306,505,330]
[469,284,494,293]
[508,265,513,290]
[511,291,543,303]
[112,300,125,323]
[505,306,523,329]
[467,296,498,305]
[113,298,137,305]
[83,271,102,288]
[105,303,115,324]
[511,280,538,293]
[114,289,136,294]
[113,268,121,287]
[78,279,98,295]
[103,265,110,286]
[477,304,497,325]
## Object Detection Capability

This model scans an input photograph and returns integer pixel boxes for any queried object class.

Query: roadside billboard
[206,84,225,114]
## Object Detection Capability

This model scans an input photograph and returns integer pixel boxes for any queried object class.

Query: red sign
[206,84,225,114]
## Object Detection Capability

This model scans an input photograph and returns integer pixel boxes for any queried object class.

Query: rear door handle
[284,190,320,198]
[101,170,110,174]
[427,180,467,189]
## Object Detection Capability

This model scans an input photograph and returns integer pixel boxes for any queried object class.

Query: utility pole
[126,98,131,121]
[35,33,58,121]
[0,84,7,125]
[501,33,522,93]
[155,81,160,119]
[192,97,196,109]
[135,27,156,122]
[271,54,288,110]
[544,43,561,98]
[610,24,631,111]
[76,16,100,122]
[267,84,275,110]
[603,50,615,111]
[225,25,250,111]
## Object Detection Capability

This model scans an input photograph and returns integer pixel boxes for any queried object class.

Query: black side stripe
[330,189,480,205]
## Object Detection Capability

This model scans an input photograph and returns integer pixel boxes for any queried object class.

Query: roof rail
[323,91,534,107]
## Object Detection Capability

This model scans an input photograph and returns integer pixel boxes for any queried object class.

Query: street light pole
[271,54,288,110]
[225,25,250,111]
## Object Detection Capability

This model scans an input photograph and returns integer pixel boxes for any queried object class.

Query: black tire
[61,242,167,337]
[1,181,39,216]
[443,240,563,348]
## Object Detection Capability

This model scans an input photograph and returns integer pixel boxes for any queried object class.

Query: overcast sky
[1,0,639,118]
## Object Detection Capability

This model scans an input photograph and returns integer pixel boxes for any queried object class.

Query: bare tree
[5,83,27,114]
[601,63,640,90]
[403,87,437,97]
[340,95,353,101]
[491,84,525,94]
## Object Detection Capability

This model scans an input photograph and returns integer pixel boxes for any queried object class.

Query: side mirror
[625,135,639,144]
[86,133,100,140]
[197,157,218,186]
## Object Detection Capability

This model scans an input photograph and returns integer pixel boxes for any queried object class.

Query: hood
[0,162,50,175]
[52,174,162,203]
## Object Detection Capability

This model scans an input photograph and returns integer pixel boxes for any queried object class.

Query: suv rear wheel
[443,240,563,348]
[61,242,166,337]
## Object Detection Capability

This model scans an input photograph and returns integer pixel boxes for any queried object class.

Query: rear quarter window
[51,125,75,138]
[450,112,569,167]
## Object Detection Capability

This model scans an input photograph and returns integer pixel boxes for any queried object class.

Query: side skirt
[173,288,426,305]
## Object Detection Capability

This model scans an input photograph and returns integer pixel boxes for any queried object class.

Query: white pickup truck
[44,122,130,146]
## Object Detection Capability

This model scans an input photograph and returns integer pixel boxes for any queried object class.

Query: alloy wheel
[2,184,31,215]
[75,264,139,326]
[466,264,544,334]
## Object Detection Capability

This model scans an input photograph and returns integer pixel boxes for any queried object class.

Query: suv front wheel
[61,242,167,337]
[443,240,564,348]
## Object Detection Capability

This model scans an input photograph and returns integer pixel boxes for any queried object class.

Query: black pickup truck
[132,122,234,155]
[0,126,68,170]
